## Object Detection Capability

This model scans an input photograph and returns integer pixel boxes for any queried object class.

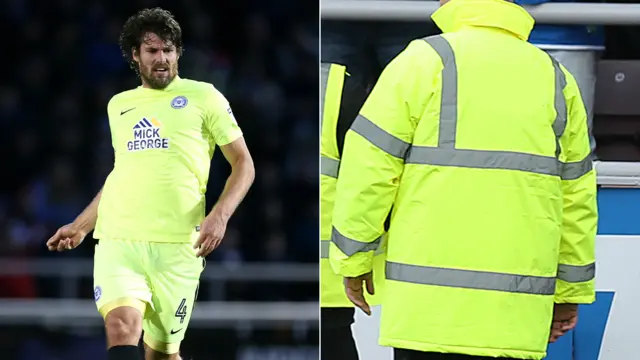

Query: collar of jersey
[432,0,534,41]
[137,75,182,92]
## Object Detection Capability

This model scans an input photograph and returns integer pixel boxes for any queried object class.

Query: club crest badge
[171,96,188,109]
[94,286,102,301]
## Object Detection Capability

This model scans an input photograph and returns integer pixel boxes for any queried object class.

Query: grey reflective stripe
[549,56,592,180]
[320,63,331,132]
[350,37,581,179]
[321,156,340,178]
[322,239,384,259]
[320,240,330,259]
[406,147,561,176]
[351,114,410,159]
[402,35,576,178]
[386,261,556,295]
[557,263,595,283]
[561,158,593,180]
[549,56,568,158]
[423,36,458,148]
[332,226,382,257]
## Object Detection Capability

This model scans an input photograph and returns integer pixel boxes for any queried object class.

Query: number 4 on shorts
[175,298,188,324]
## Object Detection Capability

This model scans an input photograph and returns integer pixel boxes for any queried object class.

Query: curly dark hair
[119,8,184,75]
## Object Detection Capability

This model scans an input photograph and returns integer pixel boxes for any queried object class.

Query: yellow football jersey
[94,77,242,243]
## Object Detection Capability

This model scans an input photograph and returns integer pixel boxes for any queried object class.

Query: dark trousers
[321,307,358,360]
[394,348,521,360]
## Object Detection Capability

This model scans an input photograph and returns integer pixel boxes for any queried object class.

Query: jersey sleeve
[203,85,243,146]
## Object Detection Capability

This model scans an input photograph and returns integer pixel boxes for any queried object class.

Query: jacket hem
[554,295,596,304]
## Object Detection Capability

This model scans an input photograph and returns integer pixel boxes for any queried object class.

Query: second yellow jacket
[320,63,386,308]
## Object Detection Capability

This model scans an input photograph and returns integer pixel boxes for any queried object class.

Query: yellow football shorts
[93,238,204,354]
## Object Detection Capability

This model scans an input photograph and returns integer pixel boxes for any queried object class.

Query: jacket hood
[432,0,535,41]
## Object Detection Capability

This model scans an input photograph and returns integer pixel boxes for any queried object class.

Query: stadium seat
[594,60,640,161]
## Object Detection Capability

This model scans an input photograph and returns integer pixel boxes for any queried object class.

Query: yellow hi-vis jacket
[320,63,386,308]
[329,0,598,358]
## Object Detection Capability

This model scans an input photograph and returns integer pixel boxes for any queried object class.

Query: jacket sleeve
[329,40,438,277]
[555,67,598,304]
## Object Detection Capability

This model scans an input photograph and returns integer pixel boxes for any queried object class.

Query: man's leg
[105,305,145,360]
[320,307,358,360]
[94,239,154,360]
[143,242,204,360]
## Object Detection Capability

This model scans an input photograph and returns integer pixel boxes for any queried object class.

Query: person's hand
[46,224,87,252]
[344,272,374,316]
[193,213,228,257]
[549,303,579,343]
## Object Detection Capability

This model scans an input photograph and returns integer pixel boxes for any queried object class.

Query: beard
[140,63,178,89]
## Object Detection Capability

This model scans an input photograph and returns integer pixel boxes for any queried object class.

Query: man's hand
[46,224,87,252]
[549,303,579,343]
[193,213,228,257]
[344,272,374,316]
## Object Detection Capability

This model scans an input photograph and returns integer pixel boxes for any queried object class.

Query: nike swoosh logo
[120,107,136,115]
[170,328,183,334]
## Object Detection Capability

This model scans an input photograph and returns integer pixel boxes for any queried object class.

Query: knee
[105,307,142,346]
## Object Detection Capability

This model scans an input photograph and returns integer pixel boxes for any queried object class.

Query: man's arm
[210,137,255,221]
[329,40,438,278]
[555,67,598,305]
[202,86,254,220]
[70,97,114,234]
[194,88,254,256]
[71,189,103,235]
[47,188,103,251]
[48,96,116,252]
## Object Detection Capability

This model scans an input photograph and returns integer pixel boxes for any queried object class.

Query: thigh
[142,242,204,353]
[321,307,355,328]
[93,239,153,318]
[321,326,358,360]
[321,308,358,360]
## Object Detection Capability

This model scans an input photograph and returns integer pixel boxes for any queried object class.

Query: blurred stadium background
[1,0,318,359]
